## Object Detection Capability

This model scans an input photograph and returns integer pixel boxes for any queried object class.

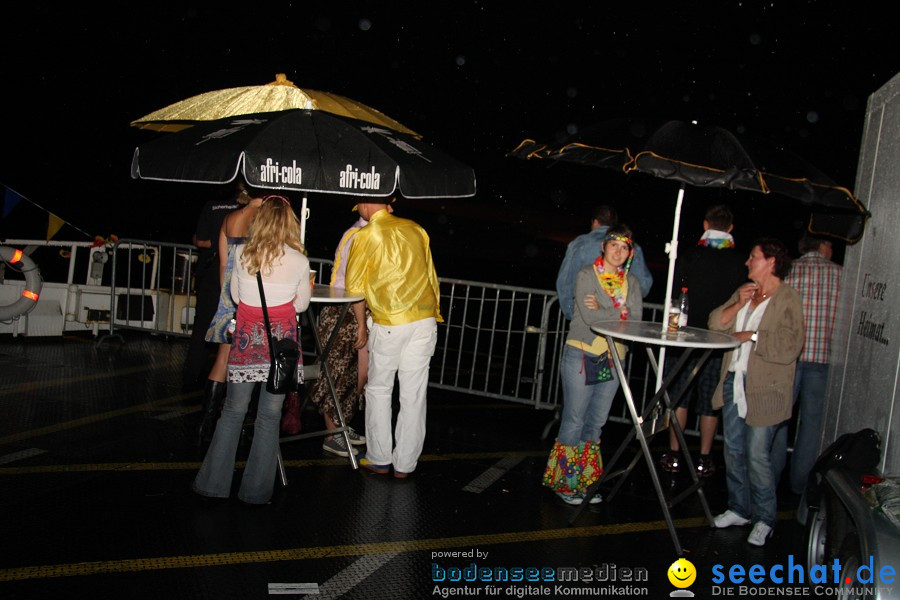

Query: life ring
[0,246,42,321]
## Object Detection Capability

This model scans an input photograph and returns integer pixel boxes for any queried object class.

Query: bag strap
[256,271,275,361]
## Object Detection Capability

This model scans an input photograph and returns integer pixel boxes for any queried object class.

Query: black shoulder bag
[256,272,300,394]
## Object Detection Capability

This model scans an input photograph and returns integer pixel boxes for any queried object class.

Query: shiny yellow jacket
[345,209,443,326]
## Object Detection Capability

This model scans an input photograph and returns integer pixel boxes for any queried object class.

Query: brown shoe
[394,470,412,479]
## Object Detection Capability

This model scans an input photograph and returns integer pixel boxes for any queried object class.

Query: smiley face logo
[667,558,696,588]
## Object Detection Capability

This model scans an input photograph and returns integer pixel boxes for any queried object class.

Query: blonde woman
[193,196,310,505]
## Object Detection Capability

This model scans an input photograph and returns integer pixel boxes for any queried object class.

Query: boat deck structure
[0,330,815,599]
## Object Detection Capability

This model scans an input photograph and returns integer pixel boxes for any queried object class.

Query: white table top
[310,283,365,304]
[591,320,740,349]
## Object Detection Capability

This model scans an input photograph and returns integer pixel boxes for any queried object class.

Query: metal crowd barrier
[428,277,666,432]
[106,241,333,342]
[105,244,676,434]
[106,239,201,339]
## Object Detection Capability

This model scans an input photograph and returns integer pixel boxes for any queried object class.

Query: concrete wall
[824,71,900,473]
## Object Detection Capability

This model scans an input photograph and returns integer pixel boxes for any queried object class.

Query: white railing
[429,277,666,431]
[2,239,670,432]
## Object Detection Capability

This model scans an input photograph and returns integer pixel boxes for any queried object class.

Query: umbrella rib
[761,172,867,213]
[509,139,551,159]
[625,150,737,175]
[557,142,633,160]
[625,150,769,192]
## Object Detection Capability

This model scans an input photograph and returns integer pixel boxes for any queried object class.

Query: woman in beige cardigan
[707,237,804,547]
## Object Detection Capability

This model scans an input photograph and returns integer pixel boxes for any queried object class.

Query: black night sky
[2,3,897,298]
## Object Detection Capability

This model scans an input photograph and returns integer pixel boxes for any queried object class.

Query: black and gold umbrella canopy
[131,109,476,199]
[511,118,868,242]
[131,73,421,138]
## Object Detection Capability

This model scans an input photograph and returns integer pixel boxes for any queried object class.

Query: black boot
[197,380,226,445]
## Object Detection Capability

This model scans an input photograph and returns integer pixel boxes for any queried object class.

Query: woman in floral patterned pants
[543,225,643,506]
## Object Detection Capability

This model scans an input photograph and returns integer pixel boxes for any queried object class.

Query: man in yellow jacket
[345,200,442,478]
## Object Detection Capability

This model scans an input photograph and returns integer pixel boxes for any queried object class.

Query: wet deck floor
[0,332,815,599]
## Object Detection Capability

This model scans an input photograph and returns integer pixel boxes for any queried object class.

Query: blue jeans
[772,362,829,494]
[193,382,285,504]
[558,345,620,446]
[721,372,778,527]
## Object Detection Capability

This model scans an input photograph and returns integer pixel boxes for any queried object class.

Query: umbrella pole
[656,183,686,392]
[300,194,309,245]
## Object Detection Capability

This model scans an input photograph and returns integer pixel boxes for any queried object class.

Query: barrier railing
[428,277,666,431]
[106,239,200,338]
[102,243,679,435]
[105,240,334,341]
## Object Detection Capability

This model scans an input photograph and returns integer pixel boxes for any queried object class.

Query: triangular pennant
[46,214,65,241]
[3,187,24,218]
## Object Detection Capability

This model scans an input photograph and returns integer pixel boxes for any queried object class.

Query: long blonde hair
[241,196,306,276]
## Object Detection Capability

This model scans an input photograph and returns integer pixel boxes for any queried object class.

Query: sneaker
[359,457,390,474]
[659,451,681,473]
[556,491,583,505]
[747,522,774,546]
[579,492,603,505]
[696,456,716,478]
[322,436,359,457]
[346,428,366,446]
[713,509,751,528]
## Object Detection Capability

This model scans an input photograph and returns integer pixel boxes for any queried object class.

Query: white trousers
[364,317,437,473]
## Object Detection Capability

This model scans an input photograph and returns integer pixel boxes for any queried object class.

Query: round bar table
[279,284,365,472]
[578,319,740,556]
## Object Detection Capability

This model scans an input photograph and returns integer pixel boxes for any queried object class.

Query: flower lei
[697,229,735,249]
[593,256,629,320]
[697,237,734,249]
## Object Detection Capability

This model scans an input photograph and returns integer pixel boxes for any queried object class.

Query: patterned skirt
[308,304,364,424]
[542,440,603,494]
[227,301,303,385]
[204,246,237,343]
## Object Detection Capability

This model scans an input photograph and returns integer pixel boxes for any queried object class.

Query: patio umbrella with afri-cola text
[132,109,476,241]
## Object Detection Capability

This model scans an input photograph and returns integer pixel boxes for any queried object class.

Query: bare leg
[667,407,689,451]
[208,343,230,383]
[699,415,719,455]
[323,413,337,441]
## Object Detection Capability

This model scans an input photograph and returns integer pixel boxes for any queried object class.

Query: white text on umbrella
[339,165,381,190]
[260,158,303,185]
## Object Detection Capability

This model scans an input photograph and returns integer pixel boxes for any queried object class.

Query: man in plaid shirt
[775,235,842,495]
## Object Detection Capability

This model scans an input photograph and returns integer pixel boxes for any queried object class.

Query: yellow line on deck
[0,355,186,397]
[0,516,711,581]
[0,391,198,445]
[0,510,800,581]
[0,451,548,475]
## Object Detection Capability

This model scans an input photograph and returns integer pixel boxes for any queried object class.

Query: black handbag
[256,272,300,394]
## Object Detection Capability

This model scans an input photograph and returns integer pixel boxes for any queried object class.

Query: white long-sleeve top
[231,245,311,313]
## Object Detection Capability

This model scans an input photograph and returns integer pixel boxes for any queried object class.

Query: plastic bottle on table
[678,287,689,329]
